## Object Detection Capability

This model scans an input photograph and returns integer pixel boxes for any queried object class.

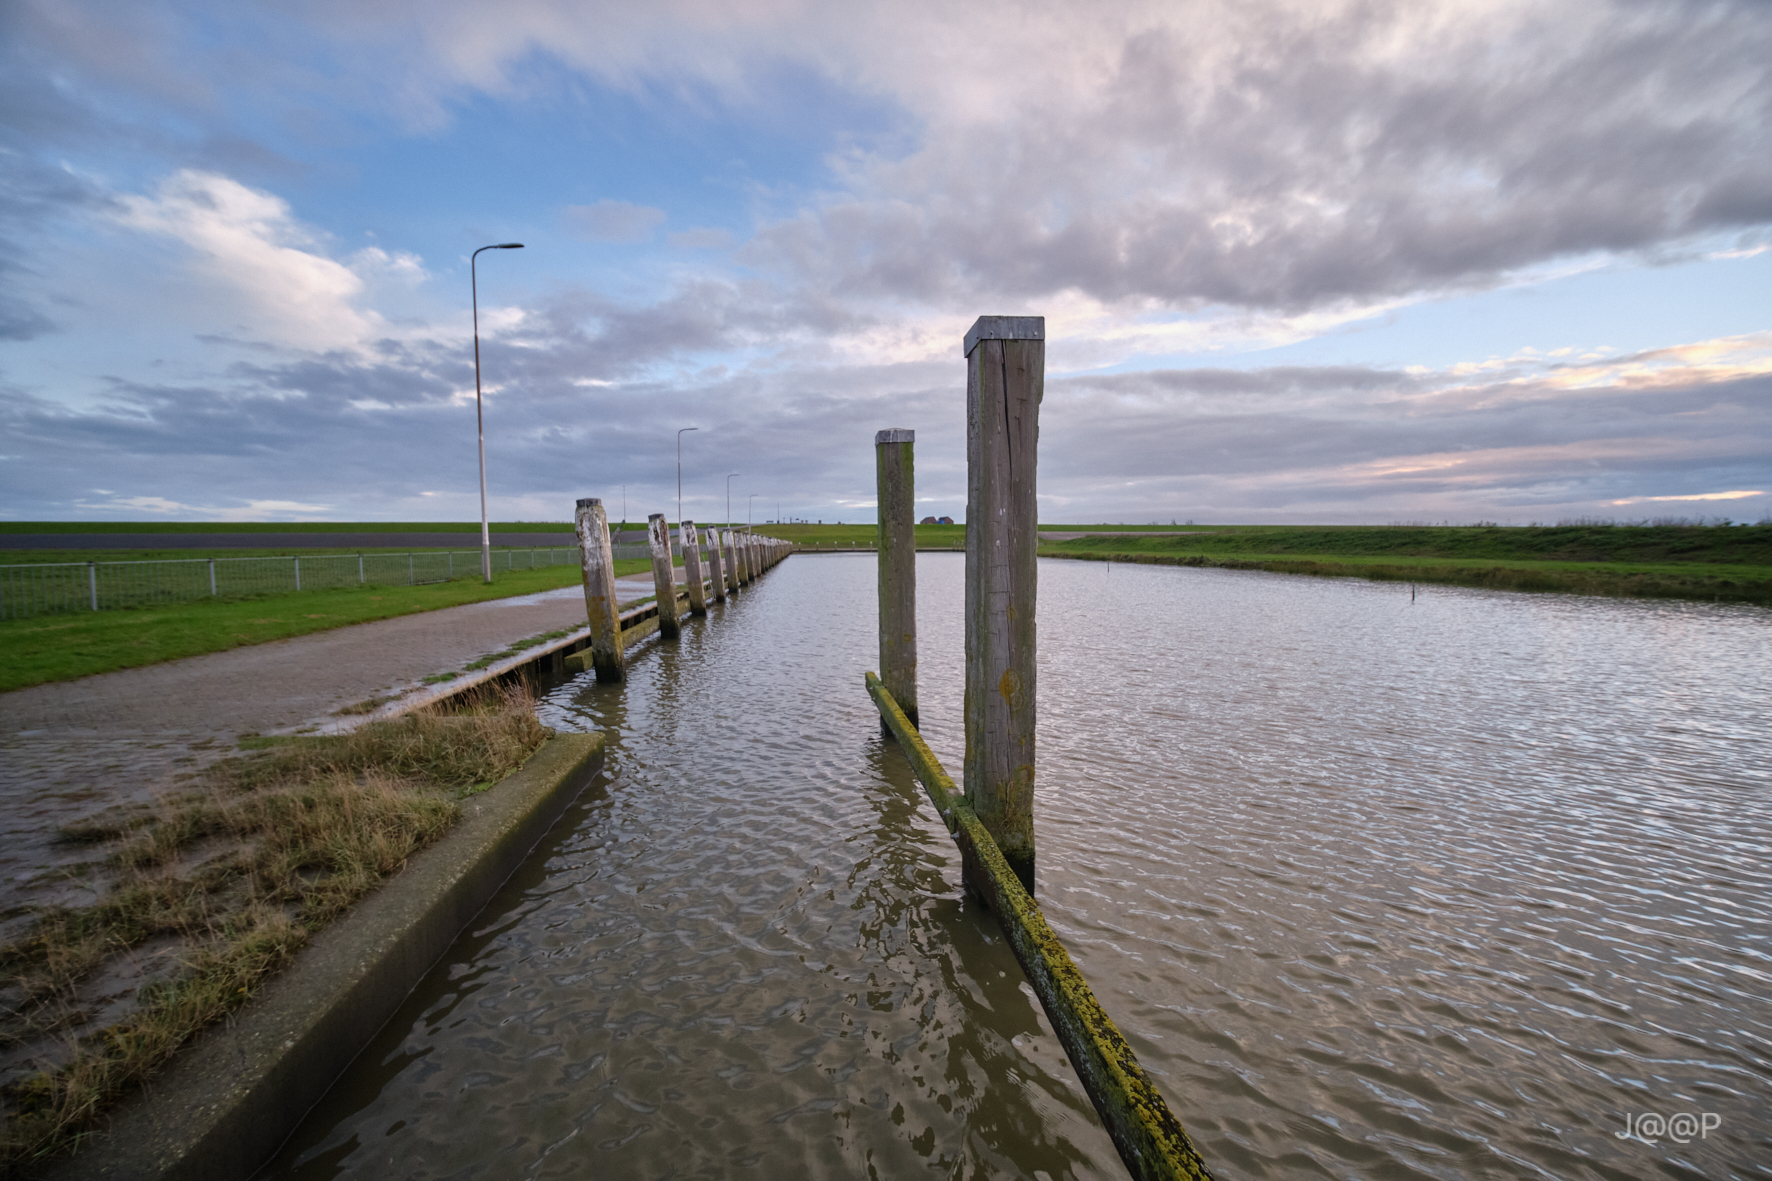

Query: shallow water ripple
[266,555,1770,1179]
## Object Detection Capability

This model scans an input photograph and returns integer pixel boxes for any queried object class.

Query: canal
[264,554,1771,1179]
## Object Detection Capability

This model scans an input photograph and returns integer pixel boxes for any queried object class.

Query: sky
[2,0,1769,526]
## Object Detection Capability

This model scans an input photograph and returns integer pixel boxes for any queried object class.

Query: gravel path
[0,574,665,938]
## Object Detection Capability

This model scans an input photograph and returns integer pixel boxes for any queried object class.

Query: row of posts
[877,314,1044,894]
[572,500,789,682]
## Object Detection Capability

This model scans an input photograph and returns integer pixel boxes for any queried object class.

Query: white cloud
[72,493,335,519]
[113,170,394,351]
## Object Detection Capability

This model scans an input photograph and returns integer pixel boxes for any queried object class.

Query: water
[263,555,1772,1179]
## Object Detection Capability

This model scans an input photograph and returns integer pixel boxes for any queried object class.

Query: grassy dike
[1039,524,1772,606]
[0,560,652,693]
[0,688,549,1170]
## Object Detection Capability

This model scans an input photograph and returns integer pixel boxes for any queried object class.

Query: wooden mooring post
[876,428,918,726]
[574,497,624,681]
[706,523,727,603]
[647,513,681,640]
[682,520,708,615]
[963,315,1043,896]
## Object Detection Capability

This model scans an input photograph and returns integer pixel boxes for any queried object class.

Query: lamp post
[471,241,524,583]
[677,426,698,554]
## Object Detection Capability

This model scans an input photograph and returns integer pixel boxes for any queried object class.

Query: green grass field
[0,561,651,693]
[0,520,581,534]
[1040,525,1772,606]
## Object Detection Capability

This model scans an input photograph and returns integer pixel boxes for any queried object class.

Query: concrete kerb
[36,732,607,1181]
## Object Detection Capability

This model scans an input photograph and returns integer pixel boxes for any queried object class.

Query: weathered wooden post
[574,497,624,681]
[876,428,918,726]
[706,522,727,603]
[963,315,1043,896]
[740,533,754,583]
[647,512,681,640]
[682,520,708,615]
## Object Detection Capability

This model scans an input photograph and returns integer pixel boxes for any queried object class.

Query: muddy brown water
[261,554,1771,1179]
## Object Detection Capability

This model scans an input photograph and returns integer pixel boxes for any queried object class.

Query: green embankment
[0,561,651,693]
[1040,524,1772,606]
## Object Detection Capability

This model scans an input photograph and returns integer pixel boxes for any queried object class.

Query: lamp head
[498,243,524,249]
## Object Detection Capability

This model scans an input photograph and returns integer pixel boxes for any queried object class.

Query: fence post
[408,554,414,585]
[682,521,708,616]
[575,498,625,681]
[876,428,918,726]
[209,558,217,597]
[706,523,727,603]
[294,555,302,592]
[963,315,1043,896]
[88,562,98,611]
[360,554,367,584]
[648,513,681,639]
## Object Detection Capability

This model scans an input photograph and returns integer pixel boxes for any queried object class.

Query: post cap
[875,428,914,445]
[648,512,665,521]
[577,497,600,508]
[964,315,1044,358]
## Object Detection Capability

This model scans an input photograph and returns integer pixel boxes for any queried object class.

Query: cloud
[668,227,734,250]
[113,169,394,350]
[1609,490,1764,504]
[564,200,668,243]
[20,1,1767,314]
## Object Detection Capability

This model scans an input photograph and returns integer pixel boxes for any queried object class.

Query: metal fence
[0,548,583,621]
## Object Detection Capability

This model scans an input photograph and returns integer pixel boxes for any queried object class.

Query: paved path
[0,574,667,937]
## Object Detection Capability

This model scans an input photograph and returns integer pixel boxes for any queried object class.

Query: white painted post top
[875,428,914,445]
[578,497,601,508]
[963,315,1044,358]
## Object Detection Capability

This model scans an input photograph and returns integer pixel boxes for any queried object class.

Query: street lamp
[471,242,524,583]
[726,473,739,529]
[677,426,698,553]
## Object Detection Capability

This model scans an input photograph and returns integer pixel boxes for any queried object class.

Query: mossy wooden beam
[865,672,1215,1181]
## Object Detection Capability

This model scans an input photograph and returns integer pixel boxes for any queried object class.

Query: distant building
[938,516,954,525]
[920,515,938,524]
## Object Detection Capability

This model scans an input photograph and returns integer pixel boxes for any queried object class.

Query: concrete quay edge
[36,731,607,1181]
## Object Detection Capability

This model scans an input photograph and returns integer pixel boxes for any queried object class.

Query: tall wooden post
[740,533,754,583]
[648,512,681,639]
[963,315,1043,896]
[574,497,624,681]
[876,428,918,726]
[706,522,727,602]
[682,520,708,615]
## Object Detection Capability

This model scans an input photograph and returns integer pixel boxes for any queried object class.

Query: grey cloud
[668,227,735,250]
[564,200,668,244]
[746,2,1772,311]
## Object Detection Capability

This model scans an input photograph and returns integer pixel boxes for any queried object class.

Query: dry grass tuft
[0,682,548,1168]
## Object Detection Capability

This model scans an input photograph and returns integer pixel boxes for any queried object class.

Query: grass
[0,686,548,1169]
[1040,524,1772,606]
[0,561,650,693]
[0,546,583,565]
[0,521,582,535]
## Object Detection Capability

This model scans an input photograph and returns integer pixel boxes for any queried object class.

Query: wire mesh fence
[0,548,583,621]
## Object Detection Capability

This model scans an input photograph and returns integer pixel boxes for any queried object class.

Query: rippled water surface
[265,555,1772,1179]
